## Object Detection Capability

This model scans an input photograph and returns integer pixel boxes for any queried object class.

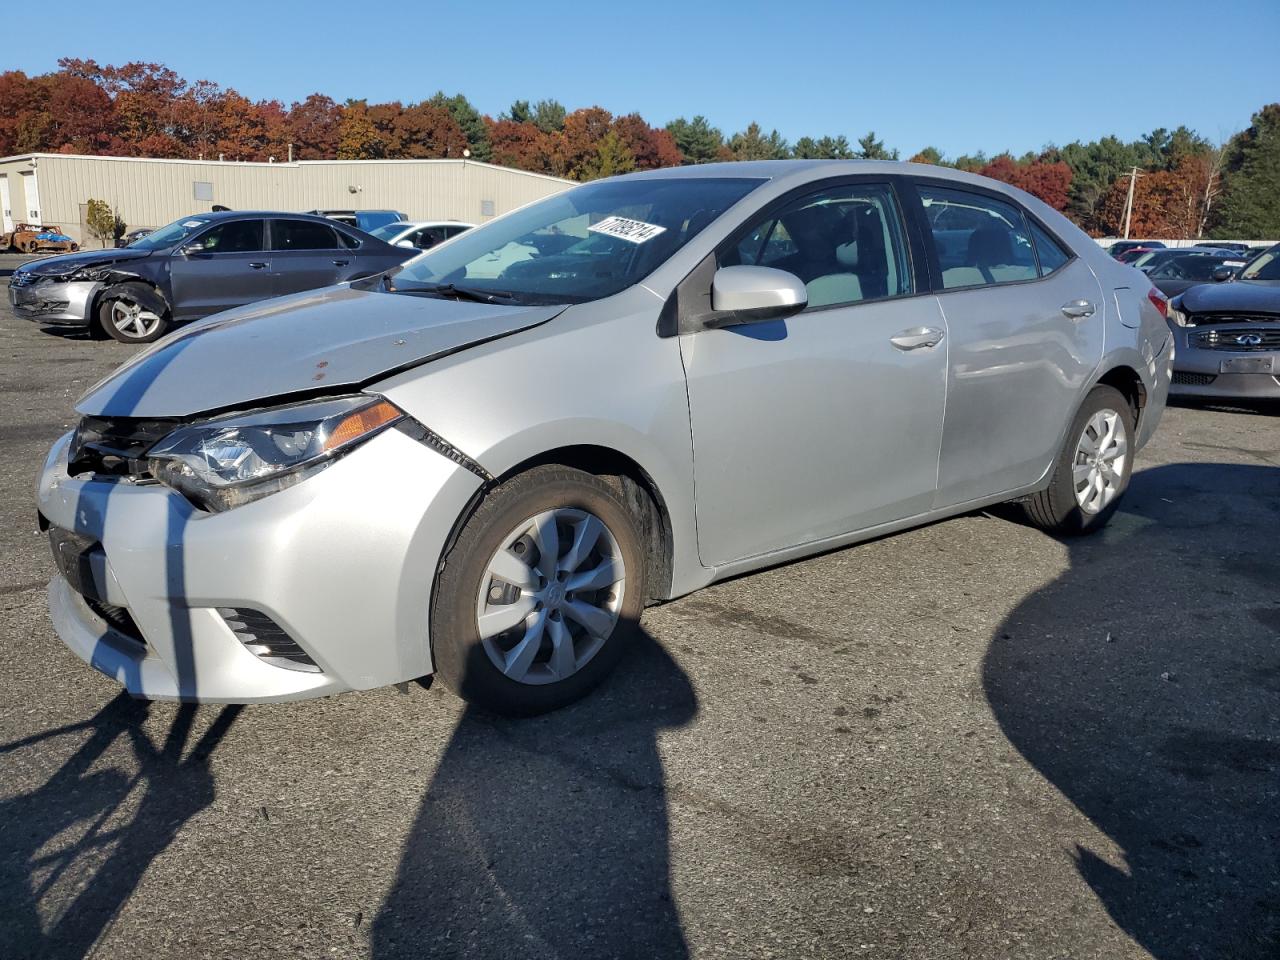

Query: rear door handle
[249,261,268,270]
[889,326,945,351]
[332,259,350,267]
[1061,299,1096,319]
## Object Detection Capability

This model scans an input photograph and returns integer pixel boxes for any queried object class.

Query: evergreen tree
[856,130,898,160]
[1213,103,1280,238]
[728,122,789,161]
[532,99,567,134]
[579,130,637,180]
[665,116,724,164]
[429,91,491,161]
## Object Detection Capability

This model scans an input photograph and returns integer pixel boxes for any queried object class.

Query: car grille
[1171,371,1218,386]
[47,527,147,650]
[1190,312,1280,326]
[1191,328,1280,351]
[68,415,181,478]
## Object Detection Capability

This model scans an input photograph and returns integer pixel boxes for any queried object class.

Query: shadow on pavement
[0,694,242,959]
[373,628,697,959]
[984,463,1280,958]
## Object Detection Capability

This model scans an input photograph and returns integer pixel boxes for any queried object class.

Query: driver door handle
[248,261,268,270]
[1061,299,1096,319]
[889,326,945,351]
[332,259,350,266]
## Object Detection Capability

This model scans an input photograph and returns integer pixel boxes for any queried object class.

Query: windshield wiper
[393,282,521,304]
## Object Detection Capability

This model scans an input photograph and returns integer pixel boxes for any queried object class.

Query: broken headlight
[147,395,404,512]
[68,265,112,283]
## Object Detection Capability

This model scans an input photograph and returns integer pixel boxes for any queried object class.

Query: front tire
[431,466,647,716]
[1020,385,1135,536]
[99,283,170,343]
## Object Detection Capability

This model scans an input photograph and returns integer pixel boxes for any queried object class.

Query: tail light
[1147,286,1169,318]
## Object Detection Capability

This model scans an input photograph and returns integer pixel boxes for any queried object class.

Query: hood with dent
[1176,280,1280,315]
[76,285,563,418]
[20,248,152,277]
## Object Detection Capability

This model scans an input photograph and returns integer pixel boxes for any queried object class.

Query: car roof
[188,210,342,224]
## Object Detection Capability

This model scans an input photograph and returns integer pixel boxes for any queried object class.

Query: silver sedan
[36,161,1173,714]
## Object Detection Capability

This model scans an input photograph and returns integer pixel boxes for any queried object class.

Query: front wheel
[431,466,647,716]
[99,283,170,344]
[1019,385,1135,536]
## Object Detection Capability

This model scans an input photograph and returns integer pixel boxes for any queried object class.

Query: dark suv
[9,212,412,343]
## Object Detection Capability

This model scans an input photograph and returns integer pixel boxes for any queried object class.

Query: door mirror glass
[1211,264,1235,282]
[180,243,205,257]
[396,239,414,249]
[707,265,807,328]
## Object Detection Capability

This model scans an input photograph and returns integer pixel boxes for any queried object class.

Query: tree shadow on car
[982,462,1280,958]
[372,626,697,960]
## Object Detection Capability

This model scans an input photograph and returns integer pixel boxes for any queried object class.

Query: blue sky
[11,0,1279,158]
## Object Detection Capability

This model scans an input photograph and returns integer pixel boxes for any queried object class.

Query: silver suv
[37,161,1173,715]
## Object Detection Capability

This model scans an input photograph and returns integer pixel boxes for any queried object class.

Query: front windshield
[128,217,210,250]
[390,177,764,304]
[368,222,410,241]
[1239,245,1280,282]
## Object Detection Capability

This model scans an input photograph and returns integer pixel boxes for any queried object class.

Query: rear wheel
[431,465,646,716]
[99,283,170,344]
[1020,385,1135,535]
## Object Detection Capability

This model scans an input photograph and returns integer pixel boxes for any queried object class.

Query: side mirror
[1211,265,1234,282]
[180,242,205,257]
[396,239,414,249]
[705,265,807,328]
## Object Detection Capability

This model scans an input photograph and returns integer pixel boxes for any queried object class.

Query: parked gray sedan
[9,211,410,343]
[36,161,1172,714]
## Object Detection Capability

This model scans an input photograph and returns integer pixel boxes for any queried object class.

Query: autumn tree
[287,94,342,159]
[612,113,682,169]
[978,154,1073,211]
[337,100,383,159]
[561,107,614,179]
[486,118,558,175]
[429,92,490,160]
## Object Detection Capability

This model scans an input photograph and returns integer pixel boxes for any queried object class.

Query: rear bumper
[9,279,99,325]
[36,427,482,702]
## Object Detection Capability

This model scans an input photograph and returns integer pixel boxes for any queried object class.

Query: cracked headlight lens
[147,395,403,512]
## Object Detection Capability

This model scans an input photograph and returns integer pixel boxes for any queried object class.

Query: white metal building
[0,153,574,246]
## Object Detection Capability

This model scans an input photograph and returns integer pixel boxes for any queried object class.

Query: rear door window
[272,219,342,251]
[1029,222,1071,276]
[918,186,1038,289]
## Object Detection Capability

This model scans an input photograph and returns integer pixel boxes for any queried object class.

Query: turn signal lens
[323,400,403,452]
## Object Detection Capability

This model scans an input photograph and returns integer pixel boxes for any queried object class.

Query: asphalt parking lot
[0,293,1277,960]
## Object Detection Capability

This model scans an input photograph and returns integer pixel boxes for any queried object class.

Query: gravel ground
[0,302,1277,960]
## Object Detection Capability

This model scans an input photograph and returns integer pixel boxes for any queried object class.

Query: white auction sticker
[183,220,205,228]
[588,215,667,244]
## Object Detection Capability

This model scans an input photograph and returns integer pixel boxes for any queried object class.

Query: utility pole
[1121,166,1142,239]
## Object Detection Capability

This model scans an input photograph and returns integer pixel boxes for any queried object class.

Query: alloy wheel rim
[1073,409,1128,514]
[110,298,161,338]
[475,508,626,686]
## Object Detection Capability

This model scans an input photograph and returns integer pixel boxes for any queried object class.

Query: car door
[268,218,349,296]
[167,218,272,319]
[912,183,1104,508]
[680,179,948,566]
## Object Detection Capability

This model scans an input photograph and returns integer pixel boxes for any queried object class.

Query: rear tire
[99,283,170,344]
[431,465,647,716]
[1020,385,1135,536]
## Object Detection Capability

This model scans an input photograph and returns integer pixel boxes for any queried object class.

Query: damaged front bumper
[36,426,483,702]
[9,278,101,325]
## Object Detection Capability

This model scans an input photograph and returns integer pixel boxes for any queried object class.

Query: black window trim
[181,216,266,256]
[904,175,1079,294]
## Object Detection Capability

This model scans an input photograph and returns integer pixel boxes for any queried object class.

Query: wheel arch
[498,444,675,604]
[91,277,172,333]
